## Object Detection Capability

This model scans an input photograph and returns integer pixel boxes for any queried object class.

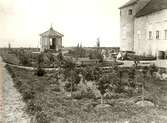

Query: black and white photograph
[0,0,167,122]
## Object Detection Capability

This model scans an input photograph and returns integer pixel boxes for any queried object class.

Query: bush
[50,84,61,92]
[17,81,35,101]
[6,65,16,78]
[26,100,42,115]
[17,50,32,66]
[64,82,77,92]
[22,88,35,101]
[36,111,50,123]
[14,80,22,88]
[35,67,46,76]
[73,88,95,99]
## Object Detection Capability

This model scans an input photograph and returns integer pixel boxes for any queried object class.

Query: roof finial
[50,23,53,30]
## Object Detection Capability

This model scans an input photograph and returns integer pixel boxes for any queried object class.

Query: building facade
[120,0,167,56]
[40,27,64,52]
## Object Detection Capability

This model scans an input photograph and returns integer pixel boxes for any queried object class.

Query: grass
[5,64,167,123]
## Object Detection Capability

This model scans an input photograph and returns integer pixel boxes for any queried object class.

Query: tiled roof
[40,27,64,37]
[119,0,138,9]
[136,0,167,17]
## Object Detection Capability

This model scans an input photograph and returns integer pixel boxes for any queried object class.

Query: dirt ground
[0,57,30,123]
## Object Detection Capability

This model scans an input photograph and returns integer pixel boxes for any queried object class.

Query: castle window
[165,30,167,40]
[156,31,160,39]
[128,9,132,15]
[149,31,152,40]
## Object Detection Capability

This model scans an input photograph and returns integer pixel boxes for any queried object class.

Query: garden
[1,48,167,123]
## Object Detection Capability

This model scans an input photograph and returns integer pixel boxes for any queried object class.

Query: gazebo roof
[40,27,64,37]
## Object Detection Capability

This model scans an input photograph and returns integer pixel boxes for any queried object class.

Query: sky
[0,0,129,48]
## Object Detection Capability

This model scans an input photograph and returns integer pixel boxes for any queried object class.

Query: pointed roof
[136,0,167,17]
[119,0,139,9]
[40,27,64,37]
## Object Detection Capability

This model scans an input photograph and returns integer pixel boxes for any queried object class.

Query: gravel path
[0,57,31,123]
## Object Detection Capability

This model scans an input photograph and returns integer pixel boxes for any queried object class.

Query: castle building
[40,26,64,52]
[120,0,167,56]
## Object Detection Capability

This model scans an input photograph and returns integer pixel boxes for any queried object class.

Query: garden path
[0,57,31,123]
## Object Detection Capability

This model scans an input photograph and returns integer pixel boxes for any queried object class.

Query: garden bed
[6,65,167,123]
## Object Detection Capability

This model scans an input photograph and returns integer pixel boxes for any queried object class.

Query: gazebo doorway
[49,38,56,49]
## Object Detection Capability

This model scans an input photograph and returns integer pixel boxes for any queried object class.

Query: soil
[0,57,30,122]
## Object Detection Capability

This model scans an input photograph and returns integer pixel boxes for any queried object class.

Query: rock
[95,104,111,109]
[136,100,155,107]
[52,117,68,123]
[162,73,167,80]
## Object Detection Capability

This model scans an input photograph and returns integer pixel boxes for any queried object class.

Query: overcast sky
[0,0,129,48]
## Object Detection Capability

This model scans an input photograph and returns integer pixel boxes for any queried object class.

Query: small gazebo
[40,26,64,52]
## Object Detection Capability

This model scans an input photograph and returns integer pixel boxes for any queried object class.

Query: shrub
[35,67,46,76]
[52,86,61,92]
[84,87,96,99]
[64,82,77,92]
[149,64,157,74]
[17,50,32,66]
[14,80,22,88]
[36,111,50,123]
[22,88,35,101]
[73,88,95,99]
[17,82,35,101]
[26,100,42,115]
[128,67,136,88]
[6,65,16,78]
[50,84,61,92]
[96,72,120,104]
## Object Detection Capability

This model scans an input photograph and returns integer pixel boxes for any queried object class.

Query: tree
[62,60,81,97]
[105,50,110,58]
[80,65,102,82]
[57,50,64,66]
[69,70,80,95]
[128,67,136,88]
[148,64,157,79]
[96,72,119,104]
[80,66,93,83]
[135,66,149,106]
[96,37,100,49]
[37,53,44,67]
[141,66,148,104]
[18,49,32,66]
[128,67,136,96]
[116,69,124,93]
[133,56,140,68]
[35,53,45,76]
